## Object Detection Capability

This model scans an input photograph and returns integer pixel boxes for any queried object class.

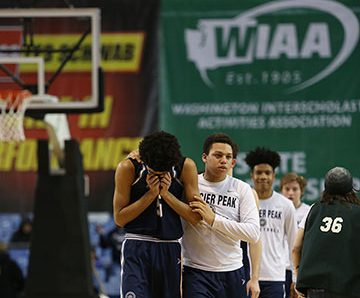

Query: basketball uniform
[297,201,360,297]
[121,158,185,298]
[182,174,260,298]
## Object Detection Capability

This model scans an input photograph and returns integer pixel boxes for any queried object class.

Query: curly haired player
[113,131,201,298]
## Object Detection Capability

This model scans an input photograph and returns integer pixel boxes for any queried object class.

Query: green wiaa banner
[160,0,360,203]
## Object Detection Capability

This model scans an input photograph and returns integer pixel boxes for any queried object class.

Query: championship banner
[160,0,360,203]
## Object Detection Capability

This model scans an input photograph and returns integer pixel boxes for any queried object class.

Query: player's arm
[113,159,158,227]
[292,205,312,297]
[247,240,261,298]
[285,203,298,263]
[252,188,260,209]
[247,189,261,298]
[292,227,304,279]
[292,227,306,298]
[190,184,260,243]
[292,205,311,279]
[160,158,201,225]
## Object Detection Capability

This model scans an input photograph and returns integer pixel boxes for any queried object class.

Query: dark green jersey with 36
[297,201,360,297]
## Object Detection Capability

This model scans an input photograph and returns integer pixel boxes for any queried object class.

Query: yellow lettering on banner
[24,117,46,129]
[101,33,145,71]
[19,33,145,72]
[78,96,113,128]
[0,142,17,170]
[15,140,37,171]
[80,137,141,170]
[93,139,114,170]
[0,137,141,171]
[81,139,93,170]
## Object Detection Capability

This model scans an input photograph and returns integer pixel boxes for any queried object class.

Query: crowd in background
[0,213,125,298]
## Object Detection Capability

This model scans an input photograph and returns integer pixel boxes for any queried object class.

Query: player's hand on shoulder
[126,149,141,162]
[189,195,215,226]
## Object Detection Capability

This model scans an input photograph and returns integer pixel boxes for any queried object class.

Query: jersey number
[320,217,343,233]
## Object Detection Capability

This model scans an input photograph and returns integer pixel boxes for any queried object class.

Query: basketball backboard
[0,8,103,114]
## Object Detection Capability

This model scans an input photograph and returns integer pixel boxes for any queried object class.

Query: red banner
[0,0,159,212]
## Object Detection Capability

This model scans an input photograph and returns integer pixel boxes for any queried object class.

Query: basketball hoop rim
[0,93,59,110]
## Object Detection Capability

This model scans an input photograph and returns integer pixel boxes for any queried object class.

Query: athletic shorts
[120,236,181,298]
[182,265,247,298]
[259,281,285,298]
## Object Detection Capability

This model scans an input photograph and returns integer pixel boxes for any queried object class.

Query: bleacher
[0,212,121,298]
[88,212,122,298]
[0,213,22,243]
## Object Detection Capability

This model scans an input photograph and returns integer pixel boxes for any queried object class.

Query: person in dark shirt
[113,131,201,298]
[293,167,360,298]
[96,224,125,264]
[10,217,32,245]
[0,242,25,298]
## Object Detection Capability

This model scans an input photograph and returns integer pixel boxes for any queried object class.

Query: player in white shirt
[182,133,261,298]
[245,147,297,298]
[280,172,311,298]
[280,173,310,226]
[228,167,262,298]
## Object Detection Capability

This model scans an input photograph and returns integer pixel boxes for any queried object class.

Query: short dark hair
[202,133,238,158]
[139,131,182,172]
[245,147,281,171]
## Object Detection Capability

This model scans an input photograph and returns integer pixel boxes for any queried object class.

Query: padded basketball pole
[25,140,97,298]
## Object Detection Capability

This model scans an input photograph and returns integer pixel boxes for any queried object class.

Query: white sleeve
[285,202,298,264]
[211,185,260,243]
[298,204,313,229]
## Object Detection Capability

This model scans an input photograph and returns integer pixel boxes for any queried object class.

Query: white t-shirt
[298,204,313,229]
[181,174,260,272]
[258,191,297,281]
[295,203,311,227]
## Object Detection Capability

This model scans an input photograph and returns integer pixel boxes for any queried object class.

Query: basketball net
[0,90,32,142]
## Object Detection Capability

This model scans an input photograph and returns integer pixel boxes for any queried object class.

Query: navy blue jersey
[124,158,186,240]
